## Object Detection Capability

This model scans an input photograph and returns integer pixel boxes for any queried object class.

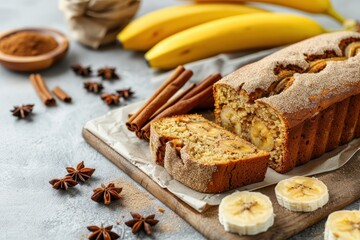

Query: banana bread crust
[164,140,269,193]
[217,31,360,128]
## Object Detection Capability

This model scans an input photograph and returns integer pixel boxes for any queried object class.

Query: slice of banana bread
[150,114,269,193]
[214,31,360,173]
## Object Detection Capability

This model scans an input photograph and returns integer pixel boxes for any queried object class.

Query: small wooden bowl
[0,28,69,72]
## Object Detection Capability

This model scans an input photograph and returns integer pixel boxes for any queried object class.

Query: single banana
[145,13,327,69]
[192,0,346,23]
[219,191,274,235]
[275,176,329,212]
[324,210,360,240]
[117,4,266,51]
[249,117,275,151]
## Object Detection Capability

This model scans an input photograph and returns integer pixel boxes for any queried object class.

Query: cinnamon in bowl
[0,28,69,72]
[0,31,58,57]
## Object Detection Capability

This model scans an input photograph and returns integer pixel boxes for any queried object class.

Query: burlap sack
[59,0,140,48]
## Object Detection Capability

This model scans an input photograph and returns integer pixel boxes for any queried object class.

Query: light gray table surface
[1,0,359,239]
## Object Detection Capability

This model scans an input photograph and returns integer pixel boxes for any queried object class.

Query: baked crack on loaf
[214,31,360,173]
[150,114,269,193]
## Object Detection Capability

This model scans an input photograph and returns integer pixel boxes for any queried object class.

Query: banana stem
[326,7,346,24]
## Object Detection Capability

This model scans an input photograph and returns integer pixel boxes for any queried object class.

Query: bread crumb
[158,208,165,213]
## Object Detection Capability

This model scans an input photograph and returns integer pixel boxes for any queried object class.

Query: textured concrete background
[0,0,359,239]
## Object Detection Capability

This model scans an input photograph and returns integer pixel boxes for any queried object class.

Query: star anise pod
[116,88,134,100]
[91,183,122,205]
[125,212,159,235]
[71,64,92,77]
[49,176,78,190]
[11,104,34,119]
[84,81,104,93]
[97,67,119,80]
[87,224,120,240]
[66,161,95,182]
[101,93,120,105]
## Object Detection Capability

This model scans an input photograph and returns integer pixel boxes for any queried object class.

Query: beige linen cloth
[59,0,140,48]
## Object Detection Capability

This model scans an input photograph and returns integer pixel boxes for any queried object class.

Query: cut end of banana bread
[214,85,287,172]
[150,114,269,193]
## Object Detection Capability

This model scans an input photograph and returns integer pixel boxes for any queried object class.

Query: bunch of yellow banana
[117,0,348,69]
[117,4,266,51]
[145,13,327,69]
[191,0,346,23]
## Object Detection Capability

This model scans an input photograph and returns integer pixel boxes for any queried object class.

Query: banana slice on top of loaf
[150,114,269,193]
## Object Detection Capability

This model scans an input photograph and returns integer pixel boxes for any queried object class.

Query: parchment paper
[85,101,360,213]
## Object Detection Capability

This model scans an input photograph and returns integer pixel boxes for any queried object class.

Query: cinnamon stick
[52,86,72,103]
[126,65,185,131]
[130,69,193,131]
[141,85,214,141]
[29,74,56,106]
[182,73,222,100]
[194,94,215,110]
[136,130,144,140]
[150,73,221,120]
[185,73,221,110]
[150,83,196,119]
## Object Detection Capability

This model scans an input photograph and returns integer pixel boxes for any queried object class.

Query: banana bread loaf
[150,114,269,193]
[214,31,360,173]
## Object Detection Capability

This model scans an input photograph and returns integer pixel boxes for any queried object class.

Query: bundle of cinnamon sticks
[126,65,222,141]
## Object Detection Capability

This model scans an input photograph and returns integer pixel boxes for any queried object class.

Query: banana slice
[249,117,275,151]
[234,122,243,136]
[345,41,360,57]
[219,191,274,236]
[325,210,360,240]
[186,122,221,137]
[220,106,238,130]
[220,106,247,135]
[275,176,329,212]
[220,140,254,154]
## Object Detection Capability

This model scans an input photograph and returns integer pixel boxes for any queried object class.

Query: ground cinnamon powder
[0,31,58,56]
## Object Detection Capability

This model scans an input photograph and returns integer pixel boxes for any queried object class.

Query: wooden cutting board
[83,128,360,240]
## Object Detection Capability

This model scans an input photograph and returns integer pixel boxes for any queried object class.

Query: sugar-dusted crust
[220,31,359,92]
[260,54,360,128]
[150,114,269,193]
[214,31,360,173]
[217,31,360,128]
[164,140,269,193]
[163,142,217,193]
[150,124,168,166]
